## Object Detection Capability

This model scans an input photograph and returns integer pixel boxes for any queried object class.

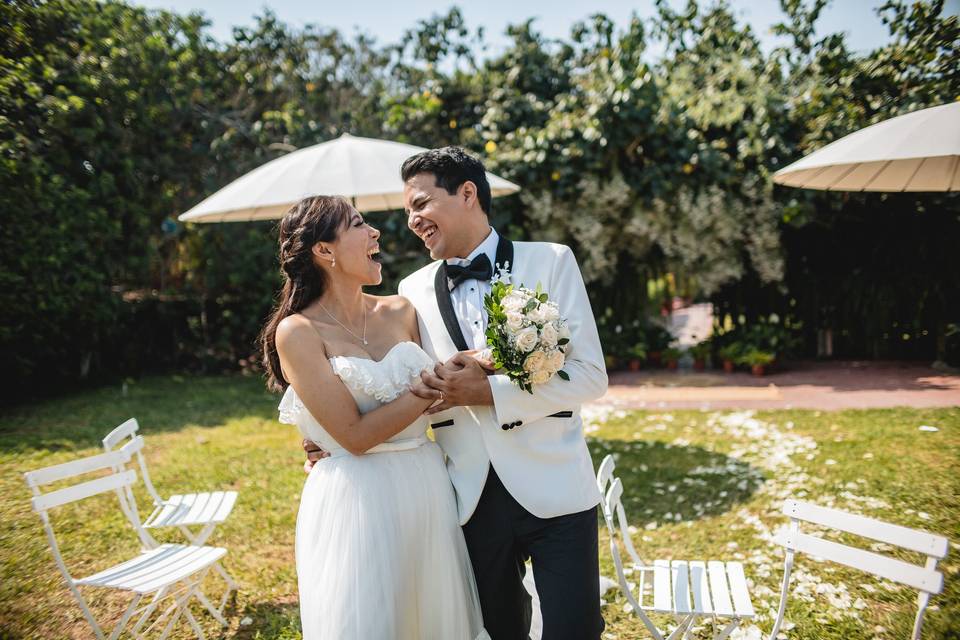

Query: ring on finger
[438,391,445,402]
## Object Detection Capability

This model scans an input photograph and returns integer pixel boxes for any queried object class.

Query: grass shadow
[0,373,280,453]
[587,437,765,524]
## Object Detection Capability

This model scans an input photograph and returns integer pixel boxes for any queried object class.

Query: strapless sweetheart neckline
[329,340,420,365]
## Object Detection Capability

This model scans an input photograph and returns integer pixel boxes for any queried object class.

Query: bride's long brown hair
[259,195,352,391]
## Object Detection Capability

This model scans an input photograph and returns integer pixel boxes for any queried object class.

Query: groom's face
[403,172,472,260]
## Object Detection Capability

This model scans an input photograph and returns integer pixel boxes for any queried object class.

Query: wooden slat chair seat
[102,419,238,615]
[768,499,950,639]
[24,450,228,640]
[597,455,755,640]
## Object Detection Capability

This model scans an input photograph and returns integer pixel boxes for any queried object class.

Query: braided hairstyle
[260,195,352,391]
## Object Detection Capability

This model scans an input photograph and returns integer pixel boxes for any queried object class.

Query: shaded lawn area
[0,375,957,639]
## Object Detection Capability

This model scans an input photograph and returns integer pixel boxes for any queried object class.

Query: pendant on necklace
[363,339,368,345]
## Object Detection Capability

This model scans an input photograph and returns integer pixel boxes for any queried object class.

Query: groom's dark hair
[401,146,492,214]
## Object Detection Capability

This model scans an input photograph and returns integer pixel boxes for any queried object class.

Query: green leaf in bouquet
[523,298,538,313]
[557,338,570,346]
[557,370,570,381]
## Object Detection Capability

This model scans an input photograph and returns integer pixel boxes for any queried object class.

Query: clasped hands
[303,350,495,470]
[409,349,496,414]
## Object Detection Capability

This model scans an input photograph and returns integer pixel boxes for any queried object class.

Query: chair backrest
[24,450,138,581]
[778,499,947,594]
[597,454,616,495]
[596,455,663,638]
[102,418,163,506]
[770,499,950,640]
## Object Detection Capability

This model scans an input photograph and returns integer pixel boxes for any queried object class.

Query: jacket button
[515,420,523,426]
[501,424,510,430]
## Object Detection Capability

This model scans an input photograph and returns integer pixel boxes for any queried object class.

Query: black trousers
[461,466,605,640]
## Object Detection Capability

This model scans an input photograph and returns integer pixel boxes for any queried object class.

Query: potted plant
[737,348,776,376]
[689,341,711,371]
[662,346,682,370]
[645,324,674,368]
[718,342,742,373]
[627,343,647,371]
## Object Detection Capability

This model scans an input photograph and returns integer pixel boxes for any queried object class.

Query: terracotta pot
[693,358,706,371]
[751,364,766,377]
[723,359,735,373]
[628,359,642,372]
[666,360,679,370]
[648,351,662,367]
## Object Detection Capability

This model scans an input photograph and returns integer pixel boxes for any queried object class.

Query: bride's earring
[331,257,336,268]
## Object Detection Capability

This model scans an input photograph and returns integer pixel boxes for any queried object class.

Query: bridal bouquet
[483,281,571,393]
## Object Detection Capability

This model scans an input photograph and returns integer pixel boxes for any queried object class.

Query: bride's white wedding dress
[278,341,489,640]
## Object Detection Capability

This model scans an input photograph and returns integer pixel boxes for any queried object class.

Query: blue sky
[138,0,960,56]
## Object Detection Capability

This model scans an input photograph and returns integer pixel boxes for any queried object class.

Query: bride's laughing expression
[320,210,382,285]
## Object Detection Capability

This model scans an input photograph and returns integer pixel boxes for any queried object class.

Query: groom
[306,146,607,639]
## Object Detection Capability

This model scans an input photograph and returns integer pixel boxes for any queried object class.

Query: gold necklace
[317,300,368,345]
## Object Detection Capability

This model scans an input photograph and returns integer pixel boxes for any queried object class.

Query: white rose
[502,292,526,312]
[505,311,524,332]
[539,322,559,348]
[530,369,552,385]
[527,304,548,325]
[514,326,539,353]
[546,349,565,373]
[523,350,546,373]
[541,301,560,322]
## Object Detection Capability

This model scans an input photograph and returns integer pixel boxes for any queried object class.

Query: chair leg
[194,589,228,627]
[768,551,794,640]
[129,586,170,638]
[666,614,695,640]
[714,618,741,640]
[106,594,142,640]
[912,592,931,640]
[213,561,238,613]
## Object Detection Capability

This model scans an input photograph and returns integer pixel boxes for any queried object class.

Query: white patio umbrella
[773,102,960,192]
[178,133,521,222]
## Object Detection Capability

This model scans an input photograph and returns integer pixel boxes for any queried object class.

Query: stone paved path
[599,360,960,410]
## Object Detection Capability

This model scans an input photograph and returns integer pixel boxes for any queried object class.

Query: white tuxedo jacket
[398,238,606,525]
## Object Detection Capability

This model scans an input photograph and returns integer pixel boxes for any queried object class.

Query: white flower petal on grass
[918,425,939,432]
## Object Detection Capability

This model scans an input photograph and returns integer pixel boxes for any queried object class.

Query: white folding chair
[102,418,238,616]
[24,448,228,640]
[597,455,755,640]
[769,499,950,640]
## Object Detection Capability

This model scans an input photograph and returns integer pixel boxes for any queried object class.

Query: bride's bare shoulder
[276,313,324,352]
[370,295,419,337]
[370,294,415,314]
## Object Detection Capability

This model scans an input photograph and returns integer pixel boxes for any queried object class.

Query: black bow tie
[446,253,493,290]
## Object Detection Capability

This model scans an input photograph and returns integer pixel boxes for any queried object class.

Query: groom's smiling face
[403,172,478,260]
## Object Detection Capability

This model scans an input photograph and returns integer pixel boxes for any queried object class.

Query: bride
[259,195,488,639]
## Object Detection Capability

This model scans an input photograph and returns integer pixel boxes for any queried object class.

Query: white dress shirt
[446,227,499,350]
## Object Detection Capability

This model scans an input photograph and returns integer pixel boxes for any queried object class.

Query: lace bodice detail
[278,341,436,450]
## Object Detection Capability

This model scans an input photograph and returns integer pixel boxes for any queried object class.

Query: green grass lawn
[1,375,957,639]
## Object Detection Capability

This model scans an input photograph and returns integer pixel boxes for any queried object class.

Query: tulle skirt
[296,441,489,639]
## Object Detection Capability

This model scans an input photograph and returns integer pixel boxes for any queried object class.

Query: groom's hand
[302,438,330,474]
[415,352,494,414]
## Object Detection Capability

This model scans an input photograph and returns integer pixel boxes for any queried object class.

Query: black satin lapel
[495,234,513,276]
[434,263,470,352]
